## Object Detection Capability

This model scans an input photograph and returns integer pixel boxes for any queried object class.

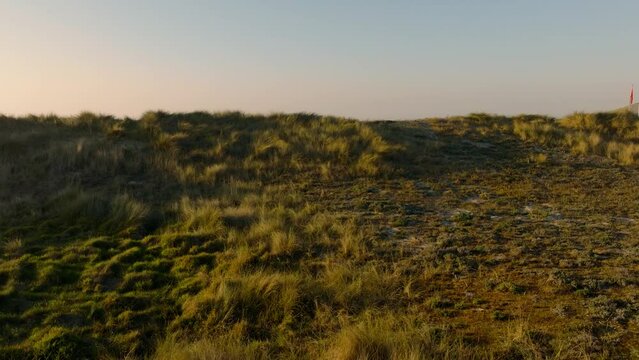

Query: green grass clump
[32,328,97,360]
[177,271,301,339]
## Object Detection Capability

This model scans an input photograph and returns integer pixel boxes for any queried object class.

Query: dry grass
[1,111,638,359]
[510,110,639,165]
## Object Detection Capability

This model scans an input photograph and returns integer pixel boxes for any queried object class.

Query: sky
[1,0,638,120]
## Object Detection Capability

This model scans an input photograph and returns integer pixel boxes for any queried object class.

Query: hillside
[1,111,639,359]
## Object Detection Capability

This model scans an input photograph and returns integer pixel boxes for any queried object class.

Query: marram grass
[1,111,638,359]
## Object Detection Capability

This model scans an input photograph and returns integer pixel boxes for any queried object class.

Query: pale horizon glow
[1,0,638,120]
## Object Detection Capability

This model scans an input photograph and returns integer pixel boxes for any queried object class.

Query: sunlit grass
[1,110,638,359]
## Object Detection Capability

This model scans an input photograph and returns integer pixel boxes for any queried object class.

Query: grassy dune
[1,111,639,359]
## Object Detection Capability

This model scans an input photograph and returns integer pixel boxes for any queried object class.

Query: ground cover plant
[0,110,638,359]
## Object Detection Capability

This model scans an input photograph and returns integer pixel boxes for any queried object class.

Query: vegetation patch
[1,111,639,359]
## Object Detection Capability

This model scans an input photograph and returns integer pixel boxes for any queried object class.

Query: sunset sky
[2,0,638,119]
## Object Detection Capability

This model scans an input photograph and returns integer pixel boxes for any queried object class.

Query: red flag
[631,85,635,105]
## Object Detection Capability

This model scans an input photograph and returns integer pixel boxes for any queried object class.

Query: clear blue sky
[1,0,638,119]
